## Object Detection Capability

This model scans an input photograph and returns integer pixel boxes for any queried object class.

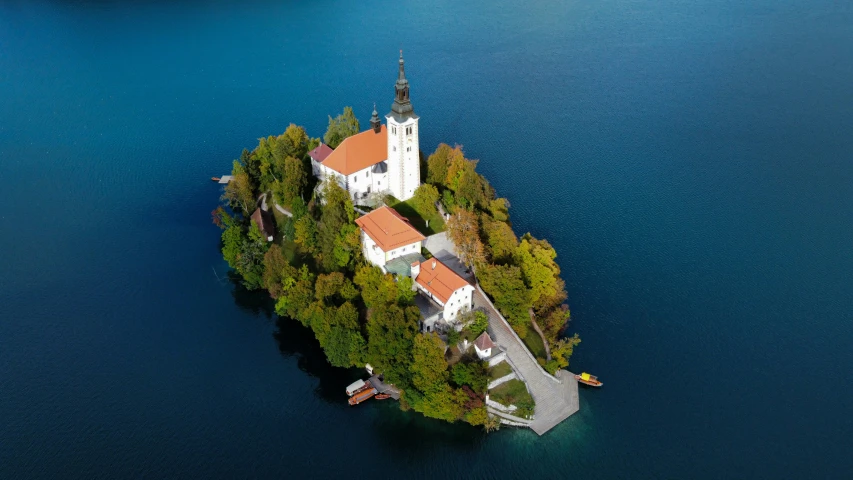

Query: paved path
[424,228,579,435]
[474,288,579,435]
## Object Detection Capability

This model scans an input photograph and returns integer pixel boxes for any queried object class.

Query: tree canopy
[324,106,360,148]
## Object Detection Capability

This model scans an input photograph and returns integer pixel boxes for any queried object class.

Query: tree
[273,156,306,206]
[222,161,255,216]
[451,362,488,392]
[274,265,316,326]
[262,244,295,299]
[410,333,449,394]
[488,198,510,222]
[481,216,517,264]
[544,334,581,374]
[317,180,359,271]
[426,143,454,186]
[459,310,489,338]
[408,333,465,422]
[366,304,420,385]
[315,272,358,305]
[514,234,560,306]
[275,124,310,161]
[292,215,318,254]
[324,106,360,148]
[446,209,485,269]
[411,184,439,219]
[354,265,400,309]
[478,264,532,336]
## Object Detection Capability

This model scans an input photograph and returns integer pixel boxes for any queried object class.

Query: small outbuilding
[474,331,496,360]
[251,208,275,242]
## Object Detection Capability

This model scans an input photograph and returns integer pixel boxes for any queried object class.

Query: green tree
[293,215,318,254]
[481,216,518,264]
[354,265,399,309]
[222,161,256,216]
[408,334,465,422]
[488,198,510,222]
[451,362,488,392]
[366,304,420,385]
[262,244,296,299]
[396,276,416,305]
[411,184,439,219]
[459,310,489,337]
[317,180,359,271]
[478,264,532,336]
[324,106,360,148]
[275,124,310,161]
[514,234,560,306]
[274,265,315,325]
[544,334,581,373]
[273,156,306,206]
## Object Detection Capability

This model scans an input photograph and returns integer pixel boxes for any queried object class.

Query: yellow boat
[575,372,603,387]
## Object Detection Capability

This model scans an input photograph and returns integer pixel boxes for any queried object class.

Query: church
[310,52,421,204]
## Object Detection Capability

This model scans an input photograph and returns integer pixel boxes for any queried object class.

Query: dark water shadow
[230,276,498,451]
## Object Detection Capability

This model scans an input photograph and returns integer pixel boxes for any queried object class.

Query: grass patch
[385,197,445,236]
[489,379,534,416]
[489,361,513,380]
[522,328,547,361]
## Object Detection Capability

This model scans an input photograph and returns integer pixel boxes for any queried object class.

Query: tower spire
[391,50,413,117]
[370,102,381,133]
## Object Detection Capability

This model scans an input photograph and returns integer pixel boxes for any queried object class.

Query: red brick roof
[354,206,425,252]
[412,258,470,304]
[321,126,387,175]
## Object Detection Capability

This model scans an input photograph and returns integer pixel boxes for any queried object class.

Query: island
[213,52,581,434]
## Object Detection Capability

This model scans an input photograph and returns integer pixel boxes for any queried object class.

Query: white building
[310,52,421,204]
[411,258,475,325]
[473,332,497,360]
[354,205,425,270]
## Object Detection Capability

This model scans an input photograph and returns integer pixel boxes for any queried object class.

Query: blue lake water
[2,0,852,477]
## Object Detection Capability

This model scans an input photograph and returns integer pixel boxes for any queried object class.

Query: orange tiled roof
[355,206,425,252]
[413,258,470,304]
[322,126,387,175]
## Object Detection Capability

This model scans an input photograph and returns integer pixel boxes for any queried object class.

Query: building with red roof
[355,205,425,269]
[311,53,421,204]
[411,258,475,325]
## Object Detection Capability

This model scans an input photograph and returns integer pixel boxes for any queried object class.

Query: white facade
[385,116,420,201]
[439,284,474,322]
[316,163,389,205]
[475,343,492,360]
[361,231,422,269]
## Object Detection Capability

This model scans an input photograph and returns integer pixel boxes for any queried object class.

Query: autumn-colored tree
[446,209,485,269]
[426,143,454,186]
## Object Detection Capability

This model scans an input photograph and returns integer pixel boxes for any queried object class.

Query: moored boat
[211,176,221,182]
[375,394,391,400]
[575,372,603,387]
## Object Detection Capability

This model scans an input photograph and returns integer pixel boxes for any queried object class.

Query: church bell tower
[386,51,420,201]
